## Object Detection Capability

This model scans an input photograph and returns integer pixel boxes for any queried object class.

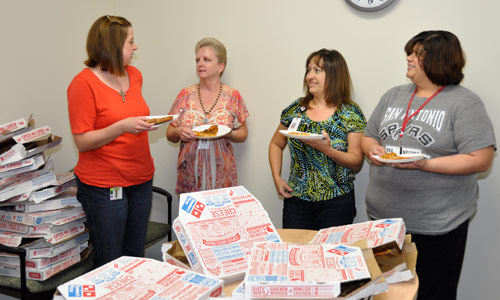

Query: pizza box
[21,230,89,259]
[374,234,417,284]
[56,256,224,300]
[162,251,191,270]
[0,115,34,144]
[0,133,61,166]
[28,172,76,203]
[1,124,49,165]
[8,186,79,213]
[0,169,58,202]
[162,239,190,265]
[0,231,23,247]
[0,251,82,281]
[311,218,406,251]
[244,241,386,299]
[0,240,88,269]
[0,153,46,179]
[173,186,282,282]
[0,205,82,226]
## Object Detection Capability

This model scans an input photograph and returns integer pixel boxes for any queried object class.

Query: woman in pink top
[167,37,249,194]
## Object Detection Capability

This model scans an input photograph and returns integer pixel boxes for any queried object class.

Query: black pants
[411,219,469,300]
[282,190,356,230]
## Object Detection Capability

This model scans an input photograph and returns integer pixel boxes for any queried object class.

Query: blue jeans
[75,176,152,268]
[283,190,356,230]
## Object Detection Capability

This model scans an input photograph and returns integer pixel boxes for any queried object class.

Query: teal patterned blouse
[280,98,366,201]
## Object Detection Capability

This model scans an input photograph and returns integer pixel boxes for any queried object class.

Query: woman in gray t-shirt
[361,30,496,300]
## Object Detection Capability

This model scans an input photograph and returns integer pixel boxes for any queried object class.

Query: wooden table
[223,228,418,299]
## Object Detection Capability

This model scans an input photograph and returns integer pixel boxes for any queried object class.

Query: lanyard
[400,85,445,138]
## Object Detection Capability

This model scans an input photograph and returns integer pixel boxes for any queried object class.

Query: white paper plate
[279,130,325,140]
[373,153,426,163]
[146,114,178,128]
[192,124,231,139]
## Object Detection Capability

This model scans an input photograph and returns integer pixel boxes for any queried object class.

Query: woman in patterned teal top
[268,49,366,230]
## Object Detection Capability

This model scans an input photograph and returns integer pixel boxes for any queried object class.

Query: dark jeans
[410,219,469,300]
[283,190,356,230]
[76,176,153,268]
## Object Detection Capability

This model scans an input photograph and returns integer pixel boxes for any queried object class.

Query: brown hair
[84,15,132,76]
[195,37,227,76]
[301,49,353,108]
[404,30,465,85]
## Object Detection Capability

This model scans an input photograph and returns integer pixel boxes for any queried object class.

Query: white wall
[1,0,498,298]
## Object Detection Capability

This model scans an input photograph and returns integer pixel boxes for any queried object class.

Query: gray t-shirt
[364,83,496,235]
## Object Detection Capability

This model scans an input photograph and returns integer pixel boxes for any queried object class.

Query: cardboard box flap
[25,135,62,158]
[374,234,417,283]
[336,247,384,298]
[13,126,51,144]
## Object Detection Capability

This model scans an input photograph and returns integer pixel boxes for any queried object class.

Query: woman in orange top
[67,15,156,268]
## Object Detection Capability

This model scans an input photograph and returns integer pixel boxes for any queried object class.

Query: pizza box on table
[311,218,406,251]
[243,241,385,299]
[374,234,417,284]
[56,256,224,300]
[173,186,282,283]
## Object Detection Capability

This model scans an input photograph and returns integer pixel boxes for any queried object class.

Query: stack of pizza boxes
[172,186,282,284]
[0,115,89,281]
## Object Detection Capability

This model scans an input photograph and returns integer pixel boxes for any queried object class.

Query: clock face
[345,0,395,12]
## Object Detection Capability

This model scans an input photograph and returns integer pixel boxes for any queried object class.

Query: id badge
[198,139,210,150]
[289,117,302,131]
[110,187,123,200]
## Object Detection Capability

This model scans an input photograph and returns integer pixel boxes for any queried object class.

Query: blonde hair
[195,37,227,76]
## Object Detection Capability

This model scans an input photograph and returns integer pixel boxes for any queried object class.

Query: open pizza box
[0,125,62,166]
[311,219,416,285]
[172,186,282,283]
[374,234,418,283]
[0,115,35,144]
[242,239,388,300]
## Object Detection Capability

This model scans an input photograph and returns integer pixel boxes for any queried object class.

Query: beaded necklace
[198,83,223,120]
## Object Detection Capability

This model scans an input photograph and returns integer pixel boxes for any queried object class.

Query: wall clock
[345,0,396,12]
